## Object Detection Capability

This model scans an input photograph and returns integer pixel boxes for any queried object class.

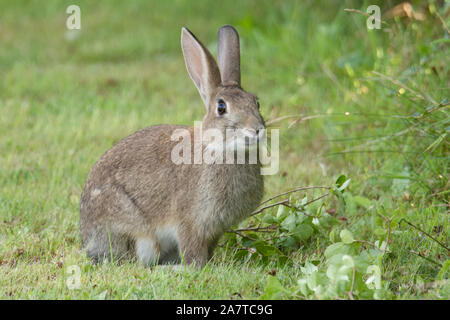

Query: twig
[354,240,391,253]
[227,230,256,241]
[263,232,294,242]
[409,250,443,267]
[233,190,330,238]
[281,193,330,217]
[434,10,450,34]
[232,191,330,236]
[344,8,370,16]
[251,191,330,218]
[233,225,278,233]
[399,219,450,253]
[249,199,289,217]
[259,186,330,206]
[344,8,388,26]
[282,202,314,217]
[302,193,330,207]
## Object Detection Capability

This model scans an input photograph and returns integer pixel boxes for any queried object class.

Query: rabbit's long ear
[181,27,221,107]
[217,25,240,87]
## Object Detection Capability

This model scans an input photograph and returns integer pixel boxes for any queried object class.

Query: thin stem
[376,211,391,252]
[409,250,443,267]
[249,199,289,217]
[372,71,438,105]
[399,219,450,253]
[227,230,256,241]
[259,186,330,206]
[233,225,278,233]
[282,203,313,217]
[347,266,356,300]
[302,193,330,207]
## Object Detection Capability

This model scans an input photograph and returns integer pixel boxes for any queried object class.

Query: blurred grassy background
[0,0,448,299]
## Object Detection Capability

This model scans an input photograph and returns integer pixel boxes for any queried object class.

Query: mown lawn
[0,0,448,299]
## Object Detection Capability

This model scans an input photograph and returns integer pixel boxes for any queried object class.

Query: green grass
[0,0,448,299]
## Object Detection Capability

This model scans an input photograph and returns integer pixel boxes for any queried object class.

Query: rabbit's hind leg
[177,233,209,268]
[81,184,148,264]
[135,237,160,266]
[85,228,132,264]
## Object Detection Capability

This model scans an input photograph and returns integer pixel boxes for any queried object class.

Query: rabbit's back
[80,125,197,243]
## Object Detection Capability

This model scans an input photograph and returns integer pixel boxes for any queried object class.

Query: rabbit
[80,25,265,268]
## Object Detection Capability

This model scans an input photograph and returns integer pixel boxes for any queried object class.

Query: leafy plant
[226,176,350,266]
[261,229,393,299]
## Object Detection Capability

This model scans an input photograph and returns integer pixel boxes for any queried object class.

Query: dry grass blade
[372,71,438,105]
[344,8,388,25]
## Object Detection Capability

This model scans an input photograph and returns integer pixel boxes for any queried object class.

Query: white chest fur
[136,225,180,265]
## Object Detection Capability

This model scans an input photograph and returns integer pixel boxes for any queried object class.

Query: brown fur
[80,25,265,267]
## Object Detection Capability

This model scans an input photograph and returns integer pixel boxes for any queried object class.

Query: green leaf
[431,38,450,45]
[324,242,355,258]
[295,212,308,224]
[335,174,347,187]
[276,205,286,219]
[365,265,382,290]
[374,227,386,238]
[281,214,297,232]
[353,195,372,209]
[338,178,351,192]
[342,255,355,268]
[292,223,314,241]
[297,278,310,296]
[300,196,308,206]
[300,262,318,275]
[306,271,320,291]
[329,229,337,243]
[263,213,276,224]
[253,240,281,257]
[280,235,298,248]
[242,238,255,248]
[326,263,350,282]
[277,255,290,266]
[340,229,354,244]
[324,242,345,258]
[94,290,108,300]
[233,249,249,261]
[436,260,450,281]
[353,254,371,274]
[320,213,339,228]
[260,276,285,299]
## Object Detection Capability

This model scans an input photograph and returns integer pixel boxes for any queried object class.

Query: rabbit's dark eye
[217,99,227,115]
